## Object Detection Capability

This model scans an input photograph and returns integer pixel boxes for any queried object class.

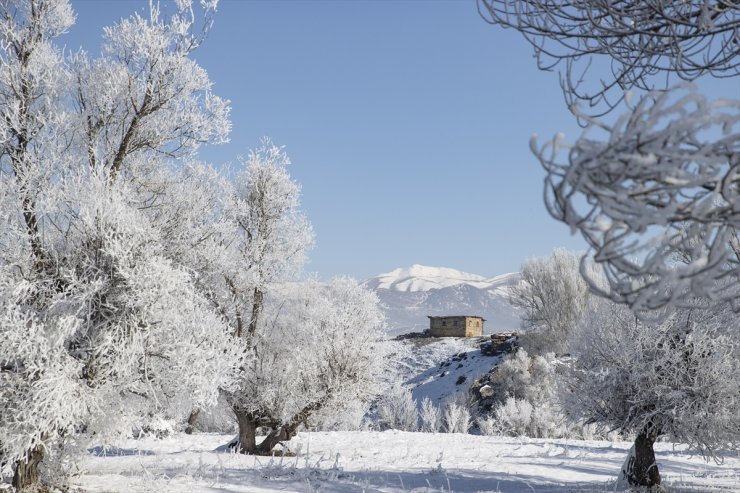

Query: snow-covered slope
[386,335,513,412]
[364,265,522,335]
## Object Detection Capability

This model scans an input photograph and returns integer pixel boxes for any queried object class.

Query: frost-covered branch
[478,0,740,115]
[534,85,740,313]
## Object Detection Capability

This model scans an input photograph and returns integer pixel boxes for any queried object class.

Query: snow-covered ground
[59,338,740,492]
[74,431,740,492]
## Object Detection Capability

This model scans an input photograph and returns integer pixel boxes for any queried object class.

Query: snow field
[74,431,740,493]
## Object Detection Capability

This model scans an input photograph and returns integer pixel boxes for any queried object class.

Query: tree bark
[184,408,200,435]
[233,407,258,454]
[256,426,292,455]
[248,287,263,338]
[255,395,330,455]
[622,425,661,488]
[12,445,44,491]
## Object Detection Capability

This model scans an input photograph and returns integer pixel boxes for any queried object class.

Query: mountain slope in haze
[364,265,522,336]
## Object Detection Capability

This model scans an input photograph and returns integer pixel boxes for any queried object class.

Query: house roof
[427,315,487,321]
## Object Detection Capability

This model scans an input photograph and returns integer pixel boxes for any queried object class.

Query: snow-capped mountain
[364,265,522,336]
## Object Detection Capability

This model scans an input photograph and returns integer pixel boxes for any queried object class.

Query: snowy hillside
[386,336,502,405]
[364,265,522,335]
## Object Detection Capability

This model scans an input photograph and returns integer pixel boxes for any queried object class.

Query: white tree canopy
[510,248,600,353]
[565,298,740,459]
[0,0,240,485]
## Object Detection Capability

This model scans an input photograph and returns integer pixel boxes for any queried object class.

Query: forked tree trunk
[12,445,44,491]
[621,425,661,488]
[255,396,330,455]
[256,426,293,455]
[185,408,200,435]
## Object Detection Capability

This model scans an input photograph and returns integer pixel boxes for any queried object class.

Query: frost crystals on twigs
[478,0,740,115]
[533,84,740,314]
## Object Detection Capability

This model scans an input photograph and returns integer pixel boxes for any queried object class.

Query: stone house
[427,315,485,337]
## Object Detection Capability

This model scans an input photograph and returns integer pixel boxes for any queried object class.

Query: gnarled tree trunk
[255,396,330,455]
[256,426,292,455]
[621,424,661,488]
[12,445,44,492]
[233,406,258,454]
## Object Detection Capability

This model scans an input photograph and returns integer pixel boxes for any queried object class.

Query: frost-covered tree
[479,6,740,489]
[509,249,597,354]
[479,0,740,314]
[223,141,313,342]
[228,277,386,454]
[564,298,740,487]
[0,1,239,489]
[72,0,229,179]
[210,142,384,454]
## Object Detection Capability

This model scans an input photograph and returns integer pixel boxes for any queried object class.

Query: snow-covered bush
[493,398,533,437]
[419,397,441,433]
[377,384,418,432]
[314,399,368,432]
[138,417,176,440]
[442,394,471,434]
[476,415,497,437]
[482,350,567,438]
[490,350,555,403]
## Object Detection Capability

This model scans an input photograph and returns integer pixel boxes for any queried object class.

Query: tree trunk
[257,426,293,455]
[185,408,200,435]
[233,407,258,454]
[255,396,330,455]
[12,445,44,491]
[248,288,263,338]
[622,425,661,488]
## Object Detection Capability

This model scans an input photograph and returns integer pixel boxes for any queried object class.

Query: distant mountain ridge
[363,265,522,336]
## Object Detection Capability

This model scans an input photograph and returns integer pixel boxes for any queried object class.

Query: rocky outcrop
[479,333,518,357]
[470,333,519,413]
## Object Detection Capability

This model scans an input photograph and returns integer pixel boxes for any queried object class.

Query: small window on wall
[442,321,446,327]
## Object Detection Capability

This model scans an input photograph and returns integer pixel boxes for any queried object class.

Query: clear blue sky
[65,0,738,281]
